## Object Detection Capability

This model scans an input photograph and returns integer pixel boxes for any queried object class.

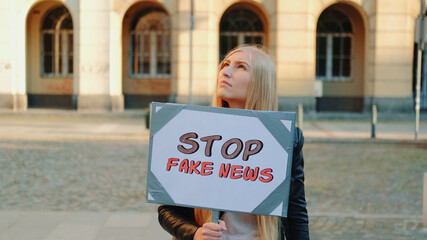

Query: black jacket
[158,127,309,240]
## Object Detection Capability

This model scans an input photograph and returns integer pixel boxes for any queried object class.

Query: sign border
[146,102,296,217]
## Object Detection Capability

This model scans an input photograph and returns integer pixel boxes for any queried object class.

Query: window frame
[40,8,73,78]
[316,32,353,82]
[129,10,171,79]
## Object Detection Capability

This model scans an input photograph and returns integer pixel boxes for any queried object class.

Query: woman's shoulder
[293,127,304,151]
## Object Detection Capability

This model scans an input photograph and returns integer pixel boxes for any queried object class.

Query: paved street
[0,110,426,239]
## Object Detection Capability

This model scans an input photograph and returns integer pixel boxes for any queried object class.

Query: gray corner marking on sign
[146,168,176,205]
[150,102,186,137]
[250,174,292,217]
[253,111,294,153]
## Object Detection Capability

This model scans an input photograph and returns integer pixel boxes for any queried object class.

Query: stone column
[175,0,218,105]
[77,0,119,111]
[109,8,124,112]
[0,1,13,109]
[10,0,27,111]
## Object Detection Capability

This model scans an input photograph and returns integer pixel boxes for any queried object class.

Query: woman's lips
[219,80,231,87]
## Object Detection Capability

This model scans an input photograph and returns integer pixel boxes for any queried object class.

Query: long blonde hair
[194,209,279,240]
[200,44,280,240]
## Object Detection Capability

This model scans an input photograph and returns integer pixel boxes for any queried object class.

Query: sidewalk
[0,211,170,240]
[0,109,426,141]
[303,120,427,141]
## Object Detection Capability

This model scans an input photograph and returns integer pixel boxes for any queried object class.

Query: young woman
[158,44,309,240]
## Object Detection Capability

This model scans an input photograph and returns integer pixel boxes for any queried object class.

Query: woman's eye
[238,65,247,70]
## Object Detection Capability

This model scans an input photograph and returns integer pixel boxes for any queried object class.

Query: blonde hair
[202,44,280,240]
[194,209,279,240]
[212,44,278,111]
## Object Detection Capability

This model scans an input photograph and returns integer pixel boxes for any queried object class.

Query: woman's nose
[222,67,232,77]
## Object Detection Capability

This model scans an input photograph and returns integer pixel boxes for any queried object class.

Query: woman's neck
[225,100,245,109]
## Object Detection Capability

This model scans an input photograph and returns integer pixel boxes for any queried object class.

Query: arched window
[219,8,264,61]
[316,9,352,81]
[130,7,170,78]
[41,6,73,77]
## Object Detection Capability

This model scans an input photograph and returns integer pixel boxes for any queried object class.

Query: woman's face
[217,50,252,109]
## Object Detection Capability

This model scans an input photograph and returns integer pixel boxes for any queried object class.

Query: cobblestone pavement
[0,115,426,239]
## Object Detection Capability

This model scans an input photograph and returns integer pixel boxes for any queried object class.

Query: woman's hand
[193,220,227,240]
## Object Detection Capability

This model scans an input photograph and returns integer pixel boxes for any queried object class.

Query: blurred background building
[0,0,425,113]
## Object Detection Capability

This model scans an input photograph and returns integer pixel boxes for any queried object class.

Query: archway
[315,3,366,112]
[26,2,74,109]
[122,2,171,109]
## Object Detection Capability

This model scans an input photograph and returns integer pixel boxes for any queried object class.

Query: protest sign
[146,102,295,217]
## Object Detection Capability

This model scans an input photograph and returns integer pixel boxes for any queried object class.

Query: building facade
[0,0,424,113]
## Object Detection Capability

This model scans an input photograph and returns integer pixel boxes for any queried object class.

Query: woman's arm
[281,127,309,240]
[158,205,200,240]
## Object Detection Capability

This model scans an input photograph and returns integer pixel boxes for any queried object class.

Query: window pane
[58,33,62,74]
[143,34,150,74]
[317,9,352,33]
[157,34,170,74]
[133,9,169,31]
[68,55,73,74]
[58,33,62,55]
[42,17,54,30]
[316,59,326,77]
[43,6,72,30]
[44,54,53,73]
[316,36,327,78]
[219,36,227,61]
[244,36,263,45]
[68,33,73,53]
[333,37,341,57]
[132,33,141,75]
[342,19,353,33]
[220,8,264,32]
[316,36,326,56]
[61,17,73,29]
[342,58,351,76]
[343,37,351,55]
[43,33,53,52]
[68,33,73,73]
[220,36,238,61]
[332,59,340,76]
[131,32,139,74]
[254,36,263,45]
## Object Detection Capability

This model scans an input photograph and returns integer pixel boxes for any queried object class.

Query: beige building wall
[275,0,316,110]
[366,0,419,111]
[371,0,418,97]
[0,0,421,112]
[276,0,315,97]
[370,0,419,98]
